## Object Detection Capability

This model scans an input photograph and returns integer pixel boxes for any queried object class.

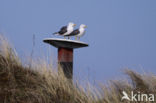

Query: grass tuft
[0,35,156,103]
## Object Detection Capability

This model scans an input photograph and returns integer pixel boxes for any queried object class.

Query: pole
[43,38,88,81]
[58,47,73,79]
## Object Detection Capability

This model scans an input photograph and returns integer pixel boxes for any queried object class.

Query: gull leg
[75,36,77,40]
[68,36,70,39]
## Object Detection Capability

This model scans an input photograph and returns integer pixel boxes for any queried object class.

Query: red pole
[43,38,88,80]
[58,47,73,79]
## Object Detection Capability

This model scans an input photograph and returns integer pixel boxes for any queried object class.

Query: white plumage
[53,22,76,37]
[67,24,87,40]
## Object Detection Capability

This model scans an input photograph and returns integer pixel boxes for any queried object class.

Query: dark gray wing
[58,26,67,35]
[68,29,80,36]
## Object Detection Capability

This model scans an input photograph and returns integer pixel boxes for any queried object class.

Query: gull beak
[73,24,76,26]
[85,25,87,28]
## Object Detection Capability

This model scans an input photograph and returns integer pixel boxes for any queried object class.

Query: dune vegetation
[0,35,155,103]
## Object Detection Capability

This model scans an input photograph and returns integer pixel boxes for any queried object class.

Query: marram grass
[0,35,155,103]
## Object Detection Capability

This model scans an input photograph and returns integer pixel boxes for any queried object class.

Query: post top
[43,38,89,49]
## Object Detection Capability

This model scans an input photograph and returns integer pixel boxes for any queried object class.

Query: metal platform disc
[43,38,89,49]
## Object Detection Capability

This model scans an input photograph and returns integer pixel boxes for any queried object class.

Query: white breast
[64,26,74,35]
[77,28,85,37]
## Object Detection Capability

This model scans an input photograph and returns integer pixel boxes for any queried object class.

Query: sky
[0,0,156,83]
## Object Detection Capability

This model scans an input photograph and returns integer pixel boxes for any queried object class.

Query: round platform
[43,38,89,49]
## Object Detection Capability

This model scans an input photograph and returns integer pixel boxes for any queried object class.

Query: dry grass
[0,35,156,103]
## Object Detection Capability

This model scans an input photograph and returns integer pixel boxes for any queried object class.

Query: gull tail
[53,32,59,35]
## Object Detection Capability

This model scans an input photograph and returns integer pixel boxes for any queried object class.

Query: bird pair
[53,22,87,40]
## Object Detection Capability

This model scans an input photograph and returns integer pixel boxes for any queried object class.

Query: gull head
[68,22,76,27]
[80,24,87,28]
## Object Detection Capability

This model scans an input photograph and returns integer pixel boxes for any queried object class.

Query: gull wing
[58,26,67,35]
[68,29,80,36]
